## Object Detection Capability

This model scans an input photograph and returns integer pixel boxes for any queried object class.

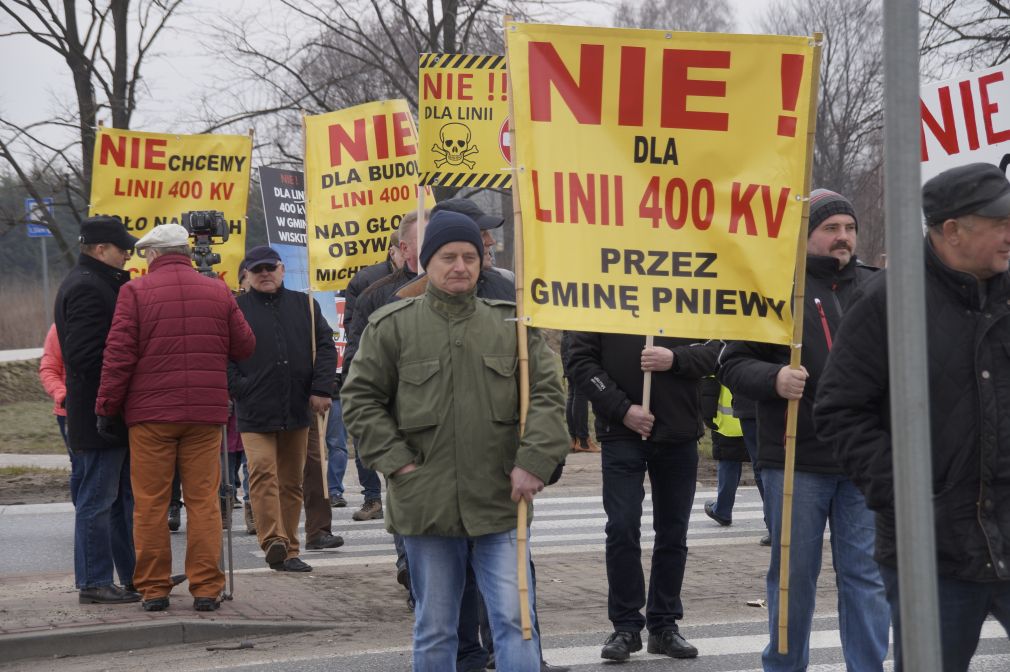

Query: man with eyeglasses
[228,246,336,572]
[54,215,140,605]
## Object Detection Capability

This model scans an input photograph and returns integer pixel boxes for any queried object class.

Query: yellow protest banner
[89,128,252,287]
[304,99,424,291]
[506,23,817,344]
[418,53,511,189]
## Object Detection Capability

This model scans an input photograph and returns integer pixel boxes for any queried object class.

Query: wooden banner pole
[301,113,329,497]
[641,335,654,440]
[777,33,823,656]
[504,14,533,641]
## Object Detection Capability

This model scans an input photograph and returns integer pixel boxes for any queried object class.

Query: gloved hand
[96,415,128,444]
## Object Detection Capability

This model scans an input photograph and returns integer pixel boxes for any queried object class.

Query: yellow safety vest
[713,384,742,438]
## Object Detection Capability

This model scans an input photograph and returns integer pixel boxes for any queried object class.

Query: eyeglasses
[250,263,278,274]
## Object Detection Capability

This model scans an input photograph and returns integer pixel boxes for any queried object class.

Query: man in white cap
[96,223,255,612]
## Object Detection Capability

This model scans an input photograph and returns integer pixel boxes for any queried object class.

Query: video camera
[181,210,229,277]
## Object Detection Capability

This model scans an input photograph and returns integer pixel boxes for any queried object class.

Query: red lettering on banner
[98,135,167,170]
[979,72,1010,145]
[392,112,417,156]
[528,42,604,124]
[530,170,624,226]
[960,80,980,151]
[329,118,368,166]
[328,115,416,167]
[728,183,789,238]
[527,42,731,131]
[660,50,730,132]
[920,87,959,161]
[618,46,646,127]
[373,114,389,160]
[422,72,474,101]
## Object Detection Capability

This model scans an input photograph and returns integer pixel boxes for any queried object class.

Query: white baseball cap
[135,223,190,250]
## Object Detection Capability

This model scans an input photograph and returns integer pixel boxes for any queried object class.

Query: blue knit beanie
[419,211,484,268]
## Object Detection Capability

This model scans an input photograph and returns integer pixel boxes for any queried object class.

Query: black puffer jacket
[815,242,1010,581]
[54,254,130,451]
[719,255,877,473]
[229,285,336,432]
[344,259,394,334]
[567,332,719,444]
[342,267,418,375]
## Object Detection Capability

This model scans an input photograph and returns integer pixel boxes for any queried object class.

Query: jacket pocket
[482,354,519,423]
[482,354,519,475]
[396,358,441,433]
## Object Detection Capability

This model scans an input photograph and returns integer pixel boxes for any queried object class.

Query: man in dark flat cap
[54,215,140,605]
[816,162,1010,672]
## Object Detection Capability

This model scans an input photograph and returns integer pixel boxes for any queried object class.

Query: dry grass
[0,277,52,349]
[0,400,64,454]
[0,466,68,477]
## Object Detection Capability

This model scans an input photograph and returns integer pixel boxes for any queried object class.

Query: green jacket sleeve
[513,327,569,483]
[340,319,417,476]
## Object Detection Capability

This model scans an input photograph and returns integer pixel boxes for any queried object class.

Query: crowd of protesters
[39,162,1010,671]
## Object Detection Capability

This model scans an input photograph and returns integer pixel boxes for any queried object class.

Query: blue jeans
[740,418,765,511]
[353,440,381,500]
[713,459,742,521]
[762,469,890,672]
[602,438,698,633]
[240,453,250,502]
[404,530,540,672]
[880,564,1010,672]
[73,446,135,589]
[326,399,349,497]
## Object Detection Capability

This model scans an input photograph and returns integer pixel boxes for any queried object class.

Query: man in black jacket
[54,216,139,605]
[568,331,718,662]
[720,189,889,672]
[229,246,336,572]
[815,163,1010,672]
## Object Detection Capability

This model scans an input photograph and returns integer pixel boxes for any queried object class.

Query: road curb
[0,619,333,663]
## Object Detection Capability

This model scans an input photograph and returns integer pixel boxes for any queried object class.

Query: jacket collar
[806,253,858,281]
[78,252,130,287]
[425,281,476,320]
[925,237,1010,311]
[248,283,286,303]
[148,253,194,273]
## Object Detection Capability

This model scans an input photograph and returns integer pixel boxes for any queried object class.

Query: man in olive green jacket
[342,211,568,672]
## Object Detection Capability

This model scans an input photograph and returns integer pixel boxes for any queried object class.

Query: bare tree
[921,1,1010,77]
[613,0,734,32]
[761,0,885,262]
[0,0,182,265]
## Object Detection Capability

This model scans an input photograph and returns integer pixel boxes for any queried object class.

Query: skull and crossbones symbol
[432,122,479,169]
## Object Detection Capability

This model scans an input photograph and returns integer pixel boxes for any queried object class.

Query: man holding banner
[816,164,1010,672]
[567,331,717,661]
[720,190,889,671]
[342,212,568,672]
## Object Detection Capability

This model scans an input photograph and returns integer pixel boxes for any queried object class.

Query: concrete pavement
[0,452,806,667]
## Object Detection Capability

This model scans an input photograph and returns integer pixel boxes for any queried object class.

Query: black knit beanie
[419,210,484,269]
[808,189,857,236]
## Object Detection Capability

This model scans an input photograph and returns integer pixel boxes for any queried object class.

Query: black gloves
[96,415,129,444]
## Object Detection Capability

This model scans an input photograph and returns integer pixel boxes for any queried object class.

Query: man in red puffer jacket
[96,223,255,613]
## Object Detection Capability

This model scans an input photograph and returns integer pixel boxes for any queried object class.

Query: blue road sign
[25,197,54,238]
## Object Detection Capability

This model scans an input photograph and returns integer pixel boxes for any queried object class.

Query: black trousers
[602,438,698,633]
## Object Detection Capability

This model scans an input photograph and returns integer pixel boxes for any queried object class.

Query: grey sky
[0,0,771,157]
